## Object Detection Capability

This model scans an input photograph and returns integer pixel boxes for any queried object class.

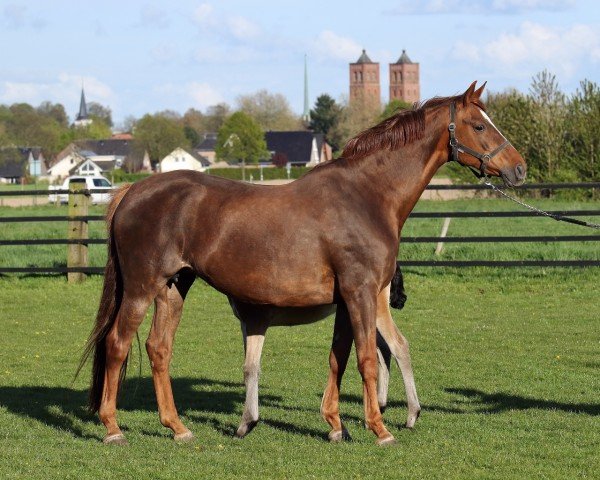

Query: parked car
[48,175,113,204]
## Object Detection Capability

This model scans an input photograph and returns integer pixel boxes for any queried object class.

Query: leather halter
[448,102,511,178]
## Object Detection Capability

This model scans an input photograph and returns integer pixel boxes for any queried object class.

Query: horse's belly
[267,304,337,326]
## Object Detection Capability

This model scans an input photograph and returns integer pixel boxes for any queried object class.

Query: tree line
[1,71,598,183]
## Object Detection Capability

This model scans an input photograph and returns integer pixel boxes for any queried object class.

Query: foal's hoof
[405,409,421,429]
[235,420,258,439]
[375,434,397,447]
[328,428,351,443]
[174,431,195,443]
[103,433,128,446]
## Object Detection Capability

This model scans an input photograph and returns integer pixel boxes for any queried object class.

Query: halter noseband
[448,102,511,179]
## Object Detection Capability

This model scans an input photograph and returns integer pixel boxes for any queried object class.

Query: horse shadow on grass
[0,376,276,440]
[0,376,331,441]
[338,388,600,430]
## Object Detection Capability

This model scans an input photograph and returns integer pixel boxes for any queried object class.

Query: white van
[48,175,113,204]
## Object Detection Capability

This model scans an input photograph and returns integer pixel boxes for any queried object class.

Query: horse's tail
[75,183,133,412]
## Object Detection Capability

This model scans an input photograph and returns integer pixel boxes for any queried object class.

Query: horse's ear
[474,81,487,100]
[463,81,478,106]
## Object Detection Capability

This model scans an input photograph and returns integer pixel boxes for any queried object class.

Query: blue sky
[1,0,599,127]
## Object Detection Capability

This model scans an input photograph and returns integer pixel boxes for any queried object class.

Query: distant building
[194,133,218,165]
[349,49,381,107]
[265,131,332,167]
[389,49,420,104]
[160,147,210,173]
[73,86,93,128]
[349,48,420,106]
[0,147,47,183]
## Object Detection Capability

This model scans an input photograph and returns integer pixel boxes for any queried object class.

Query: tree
[37,101,69,127]
[236,90,302,131]
[309,94,343,150]
[88,102,113,127]
[134,113,190,163]
[379,98,412,121]
[215,111,268,164]
[204,103,231,132]
[566,79,600,183]
[329,96,381,154]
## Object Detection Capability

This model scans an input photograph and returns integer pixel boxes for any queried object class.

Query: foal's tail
[75,183,132,412]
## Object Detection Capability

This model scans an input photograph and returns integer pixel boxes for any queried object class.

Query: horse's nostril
[515,164,525,179]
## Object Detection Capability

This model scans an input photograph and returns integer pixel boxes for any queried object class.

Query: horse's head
[449,81,526,187]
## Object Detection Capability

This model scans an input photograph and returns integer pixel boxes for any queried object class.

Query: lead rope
[483,179,600,230]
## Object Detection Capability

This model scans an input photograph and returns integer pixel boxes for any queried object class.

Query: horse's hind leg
[100,291,153,444]
[320,302,353,442]
[376,285,421,428]
[146,271,195,441]
[236,317,269,438]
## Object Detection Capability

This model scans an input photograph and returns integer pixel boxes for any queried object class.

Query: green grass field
[0,196,599,478]
[0,270,598,479]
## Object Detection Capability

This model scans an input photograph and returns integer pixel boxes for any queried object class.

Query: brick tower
[349,49,380,107]
[389,49,420,104]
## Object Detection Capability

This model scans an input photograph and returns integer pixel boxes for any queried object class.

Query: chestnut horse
[79,82,526,446]
[231,262,410,440]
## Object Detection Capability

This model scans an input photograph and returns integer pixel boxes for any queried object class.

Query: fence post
[67,179,89,283]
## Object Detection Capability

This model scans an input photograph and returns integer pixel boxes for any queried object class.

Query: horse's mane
[340,94,465,162]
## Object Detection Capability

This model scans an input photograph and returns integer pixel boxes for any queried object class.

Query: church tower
[389,49,420,104]
[349,49,380,107]
[74,85,92,128]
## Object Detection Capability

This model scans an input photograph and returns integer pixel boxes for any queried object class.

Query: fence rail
[1,182,598,276]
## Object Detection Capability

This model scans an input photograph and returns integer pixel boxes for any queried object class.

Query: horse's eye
[474,124,485,132]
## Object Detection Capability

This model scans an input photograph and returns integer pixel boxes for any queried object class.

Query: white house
[71,158,104,176]
[159,147,209,173]
[46,151,86,179]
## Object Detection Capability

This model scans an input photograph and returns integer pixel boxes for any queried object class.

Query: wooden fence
[0,182,598,281]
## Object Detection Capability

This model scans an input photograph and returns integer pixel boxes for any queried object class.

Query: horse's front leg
[343,284,395,446]
[235,317,269,438]
[320,302,353,442]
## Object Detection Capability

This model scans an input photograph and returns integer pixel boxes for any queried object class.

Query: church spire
[74,82,93,127]
[302,54,310,123]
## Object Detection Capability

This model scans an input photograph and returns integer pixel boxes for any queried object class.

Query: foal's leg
[99,291,154,444]
[343,285,395,446]
[376,285,421,428]
[146,272,195,441]
[320,303,353,442]
[376,331,392,412]
[235,317,269,438]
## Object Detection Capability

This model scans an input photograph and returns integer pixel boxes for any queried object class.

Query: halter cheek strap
[448,102,511,179]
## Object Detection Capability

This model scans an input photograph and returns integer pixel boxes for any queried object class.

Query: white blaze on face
[479,108,506,140]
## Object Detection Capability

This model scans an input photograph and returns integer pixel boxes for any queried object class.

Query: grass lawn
[0,268,598,479]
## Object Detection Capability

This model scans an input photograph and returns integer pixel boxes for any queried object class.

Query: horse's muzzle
[501,162,527,187]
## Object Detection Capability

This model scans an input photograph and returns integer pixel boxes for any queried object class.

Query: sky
[1,0,599,128]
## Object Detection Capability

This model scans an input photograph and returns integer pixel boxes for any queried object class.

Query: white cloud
[139,5,169,29]
[154,82,224,110]
[0,74,114,109]
[226,15,261,40]
[193,3,215,27]
[452,22,600,79]
[312,30,362,62]
[387,0,574,14]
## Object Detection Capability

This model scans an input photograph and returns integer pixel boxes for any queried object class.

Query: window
[93,178,111,187]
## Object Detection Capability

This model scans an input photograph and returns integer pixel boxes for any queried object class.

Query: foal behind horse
[231,263,414,440]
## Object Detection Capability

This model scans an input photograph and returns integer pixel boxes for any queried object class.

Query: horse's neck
[359,112,447,232]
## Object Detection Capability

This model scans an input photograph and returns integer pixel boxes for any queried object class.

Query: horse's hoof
[174,431,195,443]
[328,428,351,443]
[103,433,128,445]
[376,434,396,447]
